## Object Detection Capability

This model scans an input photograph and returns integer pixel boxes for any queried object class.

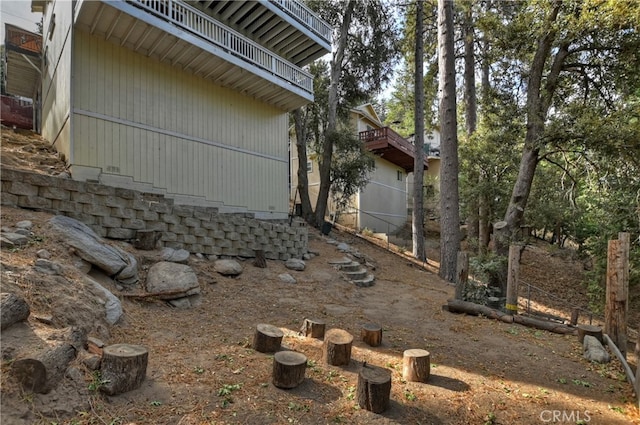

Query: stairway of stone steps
[327,256,375,287]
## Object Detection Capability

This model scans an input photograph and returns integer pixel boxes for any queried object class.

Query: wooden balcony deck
[360,127,428,172]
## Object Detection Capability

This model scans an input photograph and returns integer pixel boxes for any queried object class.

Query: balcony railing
[359,127,415,155]
[271,0,332,43]
[129,0,313,93]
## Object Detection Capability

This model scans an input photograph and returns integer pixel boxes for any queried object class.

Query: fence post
[454,252,469,300]
[605,232,630,358]
[505,244,523,315]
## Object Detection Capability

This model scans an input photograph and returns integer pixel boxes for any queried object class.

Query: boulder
[146,262,200,299]
[336,243,351,252]
[16,220,33,230]
[161,247,191,264]
[1,232,28,247]
[48,216,138,284]
[82,275,123,325]
[285,258,305,271]
[278,273,297,284]
[34,259,63,275]
[583,335,610,363]
[214,259,243,276]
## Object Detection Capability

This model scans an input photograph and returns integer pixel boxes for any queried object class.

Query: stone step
[328,257,353,266]
[338,261,362,272]
[343,269,368,281]
[353,274,375,288]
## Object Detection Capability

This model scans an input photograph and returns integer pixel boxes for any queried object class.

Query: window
[306,160,313,173]
[397,170,403,181]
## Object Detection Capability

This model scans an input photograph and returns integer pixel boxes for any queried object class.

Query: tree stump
[253,324,284,353]
[100,344,148,395]
[253,250,267,268]
[1,292,30,330]
[323,329,353,366]
[577,324,603,344]
[300,318,325,339]
[133,230,159,250]
[12,342,76,393]
[361,323,382,347]
[272,351,307,389]
[570,308,580,326]
[357,363,392,413]
[402,349,431,383]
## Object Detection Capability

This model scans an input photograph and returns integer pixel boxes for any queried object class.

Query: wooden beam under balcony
[360,127,429,173]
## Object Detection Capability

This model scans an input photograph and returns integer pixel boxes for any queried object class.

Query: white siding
[358,158,407,233]
[71,31,289,215]
[41,0,74,160]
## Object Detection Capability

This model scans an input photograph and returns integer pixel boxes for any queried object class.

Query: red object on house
[1,95,33,129]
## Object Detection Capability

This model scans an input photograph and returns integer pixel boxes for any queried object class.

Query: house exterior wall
[357,158,407,233]
[40,0,73,162]
[68,30,289,219]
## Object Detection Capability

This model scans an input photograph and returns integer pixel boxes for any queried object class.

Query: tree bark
[323,329,353,366]
[272,351,307,389]
[253,250,266,268]
[361,323,382,347]
[253,324,284,353]
[300,318,325,339]
[12,342,76,394]
[412,0,426,262]
[437,0,460,283]
[577,324,603,344]
[1,292,30,330]
[133,230,159,250]
[100,344,148,395]
[357,363,392,413]
[293,108,315,225]
[605,233,630,358]
[455,251,469,300]
[402,348,431,383]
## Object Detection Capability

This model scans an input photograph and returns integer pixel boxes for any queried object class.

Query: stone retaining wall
[1,168,307,260]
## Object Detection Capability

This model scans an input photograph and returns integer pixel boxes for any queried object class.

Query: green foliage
[469,252,508,290]
[88,371,110,392]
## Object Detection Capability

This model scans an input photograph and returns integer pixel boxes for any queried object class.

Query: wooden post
[1,292,30,330]
[100,344,148,395]
[133,230,159,250]
[323,329,353,366]
[402,349,430,383]
[253,324,284,353]
[300,318,325,339]
[454,252,469,300]
[505,245,522,315]
[635,338,639,409]
[357,363,392,413]
[492,221,509,256]
[272,351,307,389]
[253,250,267,268]
[605,233,629,358]
[361,323,382,347]
[570,308,580,326]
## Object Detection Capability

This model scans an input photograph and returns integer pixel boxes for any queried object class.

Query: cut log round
[253,250,267,268]
[100,344,148,395]
[577,324,603,344]
[300,318,326,339]
[357,363,392,413]
[1,292,30,330]
[133,230,159,250]
[272,351,307,389]
[361,323,382,347]
[323,329,353,366]
[12,342,76,394]
[253,324,284,353]
[402,349,430,383]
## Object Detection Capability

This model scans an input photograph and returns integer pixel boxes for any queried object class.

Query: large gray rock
[161,247,191,264]
[146,262,200,300]
[1,232,28,247]
[82,275,123,325]
[278,273,297,284]
[214,259,243,276]
[48,215,138,284]
[285,258,305,271]
[583,335,610,363]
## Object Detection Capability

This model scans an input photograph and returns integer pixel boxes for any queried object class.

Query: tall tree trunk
[314,1,356,228]
[438,0,460,282]
[412,0,426,261]
[293,108,315,225]
[478,34,491,253]
[462,1,478,250]
[503,1,567,249]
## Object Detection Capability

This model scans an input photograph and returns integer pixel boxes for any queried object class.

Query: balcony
[360,127,429,173]
[3,24,42,99]
[74,0,322,110]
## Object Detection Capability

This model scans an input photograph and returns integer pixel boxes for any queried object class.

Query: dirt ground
[1,127,639,424]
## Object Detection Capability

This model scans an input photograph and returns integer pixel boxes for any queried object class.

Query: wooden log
[605,233,630,358]
[12,342,76,393]
[272,351,307,389]
[402,349,430,383]
[505,245,523,314]
[357,363,392,413]
[323,329,353,366]
[253,324,284,353]
[100,344,148,395]
[133,230,159,250]
[454,252,469,300]
[577,324,603,344]
[1,292,30,330]
[361,323,382,347]
[253,250,267,268]
[300,318,325,339]
[513,315,577,335]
